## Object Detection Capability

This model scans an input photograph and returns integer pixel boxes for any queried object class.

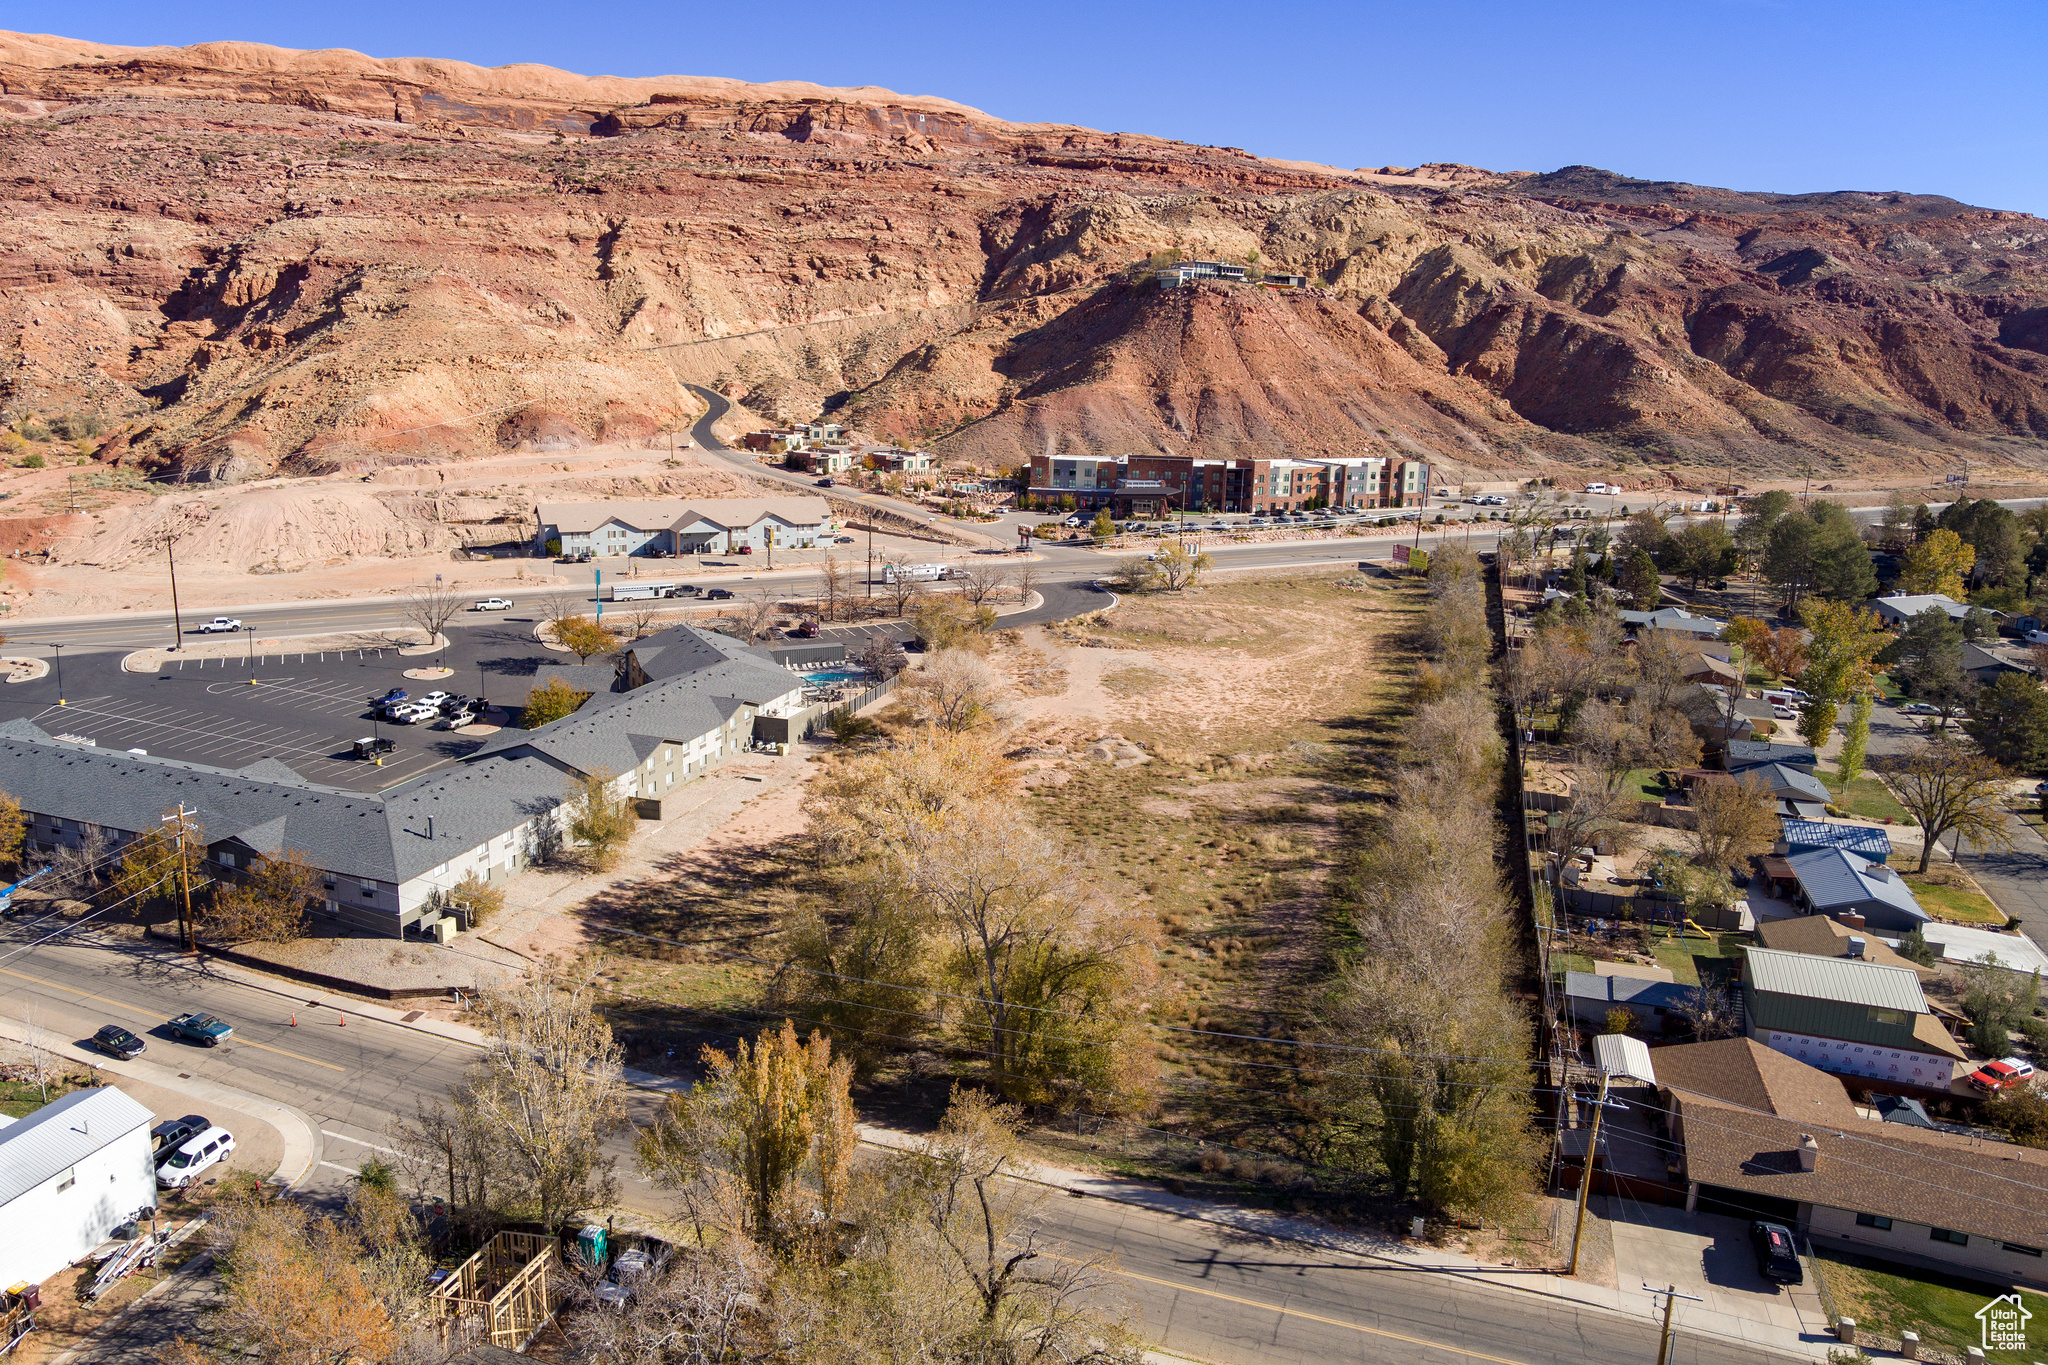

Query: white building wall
[1756,1028,1959,1088]
[0,1123,156,1290]
[1807,1203,2047,1282]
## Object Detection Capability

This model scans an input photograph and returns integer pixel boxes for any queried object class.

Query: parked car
[1968,1057,2038,1093]
[1750,1221,1803,1285]
[372,687,408,707]
[471,598,514,611]
[434,707,480,730]
[353,736,396,760]
[197,617,242,633]
[166,1012,233,1047]
[157,1126,235,1189]
[1897,701,1940,715]
[437,694,473,715]
[2026,629,2048,646]
[92,1024,146,1060]
[150,1114,210,1156]
[1771,705,1799,720]
[386,702,437,725]
[416,691,452,709]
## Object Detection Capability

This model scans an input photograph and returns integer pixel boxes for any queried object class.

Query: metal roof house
[1617,608,1725,639]
[1866,593,1971,626]
[1778,819,1891,864]
[0,1088,157,1291]
[1741,947,1965,1089]
[0,625,809,939]
[1783,848,1928,932]
[534,497,832,557]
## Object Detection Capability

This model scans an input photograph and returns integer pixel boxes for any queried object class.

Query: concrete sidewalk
[0,1014,320,1192]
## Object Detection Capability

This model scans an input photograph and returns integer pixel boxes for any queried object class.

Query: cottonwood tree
[207,849,319,944]
[551,613,620,662]
[636,1020,857,1252]
[437,961,629,1234]
[901,649,1006,731]
[568,770,638,870]
[890,1088,1143,1363]
[1965,672,2048,773]
[521,677,589,728]
[0,789,21,867]
[1897,527,1975,597]
[167,1189,394,1365]
[1794,597,1888,748]
[398,580,463,658]
[1153,540,1213,591]
[1838,693,1874,787]
[1872,741,2014,872]
[1688,775,1778,874]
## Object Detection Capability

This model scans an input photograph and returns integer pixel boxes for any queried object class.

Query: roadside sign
[1392,543,1411,564]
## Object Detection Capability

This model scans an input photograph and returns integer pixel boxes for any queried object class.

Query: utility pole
[1567,1072,1611,1277]
[1645,1283,1702,1365]
[164,804,196,953]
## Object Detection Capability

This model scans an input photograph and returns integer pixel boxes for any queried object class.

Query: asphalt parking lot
[2,621,554,793]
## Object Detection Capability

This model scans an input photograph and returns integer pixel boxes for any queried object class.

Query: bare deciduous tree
[818,555,851,622]
[738,592,780,643]
[206,849,320,944]
[900,649,1007,731]
[398,581,463,658]
[958,561,1012,608]
[1688,774,1778,873]
[1873,740,2015,872]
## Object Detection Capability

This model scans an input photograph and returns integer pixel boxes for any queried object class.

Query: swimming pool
[801,668,873,685]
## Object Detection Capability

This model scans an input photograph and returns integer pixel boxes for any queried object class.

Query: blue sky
[21,0,2048,216]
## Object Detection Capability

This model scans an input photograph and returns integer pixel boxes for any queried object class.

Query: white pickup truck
[196,617,243,633]
[472,598,514,611]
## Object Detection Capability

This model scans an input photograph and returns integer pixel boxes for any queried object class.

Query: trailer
[606,583,679,602]
[883,563,947,584]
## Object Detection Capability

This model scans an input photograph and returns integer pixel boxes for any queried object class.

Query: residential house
[867,448,934,474]
[1153,259,1250,286]
[1677,653,1742,687]
[1866,593,1972,626]
[1783,848,1929,932]
[0,1088,157,1291]
[1618,608,1726,640]
[535,498,833,558]
[1777,819,1892,864]
[1722,740,1818,773]
[794,446,858,475]
[1915,922,2048,977]
[1733,762,1832,820]
[1740,947,1965,1089]
[1565,971,1702,1032]
[1962,642,2037,687]
[1754,913,1934,982]
[0,625,809,938]
[1258,272,1309,288]
[1675,685,1780,745]
[740,428,804,453]
[1653,1038,2048,1285]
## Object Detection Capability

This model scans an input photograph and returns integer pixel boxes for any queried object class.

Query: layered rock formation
[2,30,2045,487]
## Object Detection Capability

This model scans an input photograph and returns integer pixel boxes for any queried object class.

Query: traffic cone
[289,1013,296,1027]
[338,1011,345,1028]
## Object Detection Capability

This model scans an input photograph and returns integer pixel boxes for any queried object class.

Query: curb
[44,1248,217,1365]
[0,1014,322,1192]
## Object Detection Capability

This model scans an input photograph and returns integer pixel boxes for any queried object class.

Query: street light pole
[48,643,64,706]
[165,535,184,652]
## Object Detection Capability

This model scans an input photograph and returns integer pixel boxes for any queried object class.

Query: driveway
[1605,1203,1834,1359]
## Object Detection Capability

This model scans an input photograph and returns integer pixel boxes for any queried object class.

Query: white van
[157,1125,235,1188]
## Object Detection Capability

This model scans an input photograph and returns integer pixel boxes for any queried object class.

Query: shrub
[18,454,44,470]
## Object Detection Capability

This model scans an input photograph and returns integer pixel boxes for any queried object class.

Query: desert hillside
[0,28,2044,498]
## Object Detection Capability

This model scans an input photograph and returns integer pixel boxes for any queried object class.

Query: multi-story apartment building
[1027,452,1429,516]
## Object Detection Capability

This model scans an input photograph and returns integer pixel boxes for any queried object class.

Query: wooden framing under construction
[432,1231,558,1351]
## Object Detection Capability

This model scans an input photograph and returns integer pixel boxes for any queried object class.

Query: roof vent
[1866,865,1893,883]
[1798,1134,1820,1172]
[1847,936,1867,960]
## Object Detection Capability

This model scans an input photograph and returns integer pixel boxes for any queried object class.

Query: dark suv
[1750,1221,1803,1285]
[92,1024,146,1059]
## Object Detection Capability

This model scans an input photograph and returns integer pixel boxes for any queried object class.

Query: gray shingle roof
[0,1087,155,1206]
[1725,740,1816,770]
[1784,848,1928,923]
[0,625,800,888]
[1740,762,1831,804]
[1564,972,1699,1011]
[1743,945,1929,1012]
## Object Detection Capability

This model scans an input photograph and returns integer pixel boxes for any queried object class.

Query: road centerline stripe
[233,1037,348,1071]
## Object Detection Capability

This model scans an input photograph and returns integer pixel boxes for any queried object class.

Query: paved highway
[0,927,1805,1365]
